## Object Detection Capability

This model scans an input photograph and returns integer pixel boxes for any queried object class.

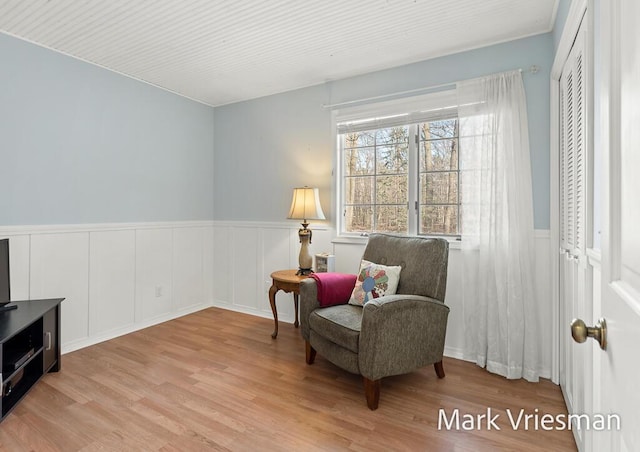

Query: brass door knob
[570,318,607,350]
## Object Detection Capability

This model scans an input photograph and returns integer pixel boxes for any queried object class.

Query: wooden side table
[269,269,309,339]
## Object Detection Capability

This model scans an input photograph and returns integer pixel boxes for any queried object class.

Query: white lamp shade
[287,187,326,221]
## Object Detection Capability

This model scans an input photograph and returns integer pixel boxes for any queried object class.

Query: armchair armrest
[299,278,321,341]
[359,295,450,381]
[299,274,357,340]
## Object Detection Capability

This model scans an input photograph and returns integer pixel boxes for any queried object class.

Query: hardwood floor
[0,308,577,451]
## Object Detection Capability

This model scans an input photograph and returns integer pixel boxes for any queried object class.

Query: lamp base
[297,225,314,275]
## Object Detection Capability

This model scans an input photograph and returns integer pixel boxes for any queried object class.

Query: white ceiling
[0,0,558,107]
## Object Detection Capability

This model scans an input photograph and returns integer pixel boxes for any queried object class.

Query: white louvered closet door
[559,13,591,452]
[560,22,587,261]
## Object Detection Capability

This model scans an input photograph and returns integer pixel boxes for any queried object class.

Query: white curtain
[457,70,540,382]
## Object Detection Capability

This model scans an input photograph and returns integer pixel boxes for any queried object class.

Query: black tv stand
[0,298,63,421]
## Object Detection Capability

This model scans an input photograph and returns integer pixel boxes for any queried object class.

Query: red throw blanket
[310,272,357,307]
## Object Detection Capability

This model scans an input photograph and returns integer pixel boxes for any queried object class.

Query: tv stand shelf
[0,298,63,421]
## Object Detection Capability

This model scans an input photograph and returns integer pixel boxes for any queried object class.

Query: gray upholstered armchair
[300,233,449,410]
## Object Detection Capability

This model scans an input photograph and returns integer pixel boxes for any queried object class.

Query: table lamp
[287,187,326,275]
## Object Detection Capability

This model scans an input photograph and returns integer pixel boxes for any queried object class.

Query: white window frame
[334,90,459,238]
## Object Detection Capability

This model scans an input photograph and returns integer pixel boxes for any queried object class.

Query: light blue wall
[213,84,333,223]
[0,33,215,226]
[1,30,555,228]
[214,33,554,229]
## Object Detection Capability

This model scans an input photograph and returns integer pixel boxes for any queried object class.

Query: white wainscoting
[1,221,552,376]
[212,223,552,378]
[211,221,335,323]
[0,221,215,354]
[534,230,554,379]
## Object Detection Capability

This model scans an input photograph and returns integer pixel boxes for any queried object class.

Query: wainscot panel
[135,228,174,322]
[173,227,206,311]
[89,230,136,336]
[6,234,30,301]
[30,232,91,347]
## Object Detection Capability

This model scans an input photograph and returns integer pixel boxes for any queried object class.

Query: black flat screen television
[0,238,10,304]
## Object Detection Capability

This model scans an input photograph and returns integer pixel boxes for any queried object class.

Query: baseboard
[210,299,295,324]
[62,302,214,354]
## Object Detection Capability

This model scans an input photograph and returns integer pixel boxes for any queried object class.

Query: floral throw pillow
[348,260,402,306]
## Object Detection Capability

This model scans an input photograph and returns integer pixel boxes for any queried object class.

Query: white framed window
[335,90,460,237]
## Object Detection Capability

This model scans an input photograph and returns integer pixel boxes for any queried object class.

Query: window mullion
[373,139,378,231]
[407,124,419,235]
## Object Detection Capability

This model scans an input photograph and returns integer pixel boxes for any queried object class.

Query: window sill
[332,234,461,250]
[331,236,369,245]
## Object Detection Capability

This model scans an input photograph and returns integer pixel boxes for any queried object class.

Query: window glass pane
[345,177,374,204]
[344,147,375,175]
[376,143,408,174]
[420,205,458,235]
[345,206,373,232]
[420,139,458,172]
[345,131,375,148]
[376,126,408,145]
[376,175,408,205]
[420,172,458,204]
[419,119,458,140]
[375,205,408,233]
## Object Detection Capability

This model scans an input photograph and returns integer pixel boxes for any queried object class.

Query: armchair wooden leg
[305,341,316,365]
[363,377,380,410]
[434,360,445,378]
